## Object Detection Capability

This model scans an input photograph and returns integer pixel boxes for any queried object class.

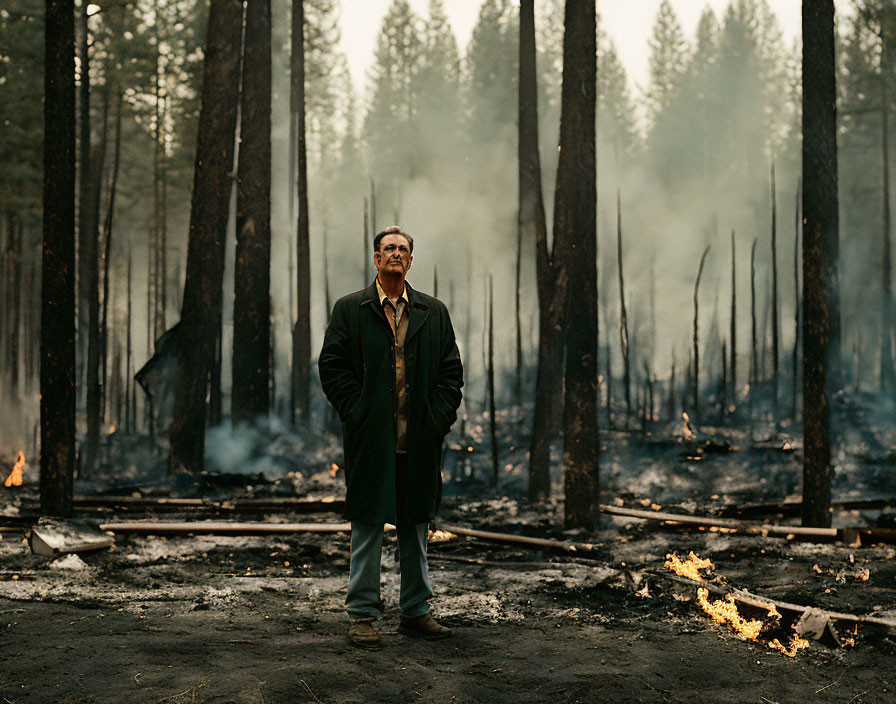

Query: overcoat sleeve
[318,299,361,421]
[429,305,464,433]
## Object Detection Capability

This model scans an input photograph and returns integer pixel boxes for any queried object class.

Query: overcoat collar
[361,278,429,344]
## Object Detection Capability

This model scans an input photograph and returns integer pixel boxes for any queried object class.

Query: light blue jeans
[346,520,433,621]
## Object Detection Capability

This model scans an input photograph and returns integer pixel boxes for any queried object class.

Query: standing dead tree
[770,162,780,415]
[291,0,311,424]
[730,229,737,408]
[802,0,839,528]
[793,179,802,419]
[232,0,272,424]
[521,0,558,503]
[168,0,243,474]
[691,245,711,417]
[616,188,631,419]
[558,0,598,529]
[41,0,77,516]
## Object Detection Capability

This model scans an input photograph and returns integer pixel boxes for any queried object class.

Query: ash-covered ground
[1,396,895,704]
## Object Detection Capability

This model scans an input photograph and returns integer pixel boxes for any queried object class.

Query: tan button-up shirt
[376,277,410,453]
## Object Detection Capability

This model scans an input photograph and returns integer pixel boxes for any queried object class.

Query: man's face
[374,234,413,278]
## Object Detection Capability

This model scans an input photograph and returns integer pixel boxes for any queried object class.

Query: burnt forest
[1,0,895,702]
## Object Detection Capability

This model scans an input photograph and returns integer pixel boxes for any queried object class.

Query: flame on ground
[664,551,713,581]
[428,529,456,543]
[329,463,340,477]
[681,412,696,440]
[4,451,25,487]
[697,588,809,656]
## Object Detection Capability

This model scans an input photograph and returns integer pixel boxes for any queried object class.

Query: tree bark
[232,0,272,424]
[168,0,243,473]
[521,0,555,502]
[291,0,311,424]
[41,0,77,516]
[558,0,597,530]
[801,0,839,528]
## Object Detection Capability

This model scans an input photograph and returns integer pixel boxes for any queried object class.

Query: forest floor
[1,397,895,703]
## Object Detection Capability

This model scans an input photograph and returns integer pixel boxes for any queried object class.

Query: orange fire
[107,422,117,435]
[428,529,456,543]
[5,451,25,487]
[665,551,811,657]
[329,463,340,478]
[681,412,696,440]
[665,551,713,581]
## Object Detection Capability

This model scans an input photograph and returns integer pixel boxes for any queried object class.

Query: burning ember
[328,463,340,478]
[664,551,713,581]
[681,412,696,440]
[4,451,24,487]
[428,529,456,543]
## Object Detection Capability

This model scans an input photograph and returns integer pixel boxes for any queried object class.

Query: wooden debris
[23,495,345,513]
[600,504,845,541]
[439,523,598,554]
[29,519,115,556]
[99,520,351,535]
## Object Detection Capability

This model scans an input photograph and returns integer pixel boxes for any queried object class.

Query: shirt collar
[375,276,409,307]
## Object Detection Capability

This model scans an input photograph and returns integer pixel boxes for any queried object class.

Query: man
[319,225,464,650]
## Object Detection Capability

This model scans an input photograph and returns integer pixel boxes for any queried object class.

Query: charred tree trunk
[692,246,711,416]
[4,212,20,396]
[363,196,370,284]
[433,263,438,298]
[232,0,272,424]
[291,0,311,424]
[880,69,896,391]
[750,238,758,391]
[125,245,132,434]
[770,162,780,416]
[488,274,498,486]
[101,88,122,422]
[521,0,556,502]
[801,0,839,528]
[41,0,77,516]
[76,0,90,394]
[559,0,597,529]
[730,229,737,407]
[616,188,631,419]
[168,0,243,473]
[793,179,802,418]
[83,79,107,474]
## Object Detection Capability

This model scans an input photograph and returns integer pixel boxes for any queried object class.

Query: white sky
[339,1,804,100]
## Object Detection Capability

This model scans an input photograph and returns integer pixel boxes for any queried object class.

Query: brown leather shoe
[348,619,383,650]
[398,612,452,640]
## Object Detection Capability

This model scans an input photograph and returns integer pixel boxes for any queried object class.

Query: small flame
[428,529,456,543]
[329,463,340,477]
[665,551,713,581]
[697,587,765,640]
[107,422,117,435]
[5,451,25,487]
[681,412,696,440]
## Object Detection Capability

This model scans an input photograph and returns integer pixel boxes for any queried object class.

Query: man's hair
[373,225,414,253]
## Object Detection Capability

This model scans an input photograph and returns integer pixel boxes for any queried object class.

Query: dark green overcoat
[318,280,463,525]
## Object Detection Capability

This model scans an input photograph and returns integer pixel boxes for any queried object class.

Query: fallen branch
[24,496,345,514]
[439,524,598,554]
[601,504,844,540]
[100,520,351,535]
